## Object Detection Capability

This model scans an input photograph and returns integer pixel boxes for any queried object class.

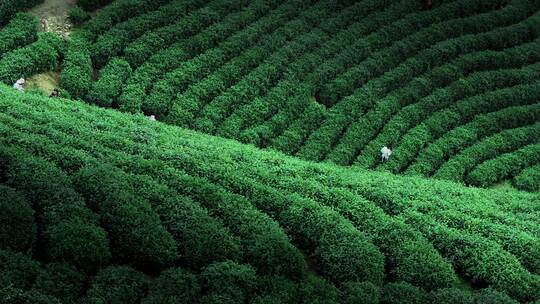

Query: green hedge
[306,0,422,104]
[270,101,327,154]
[142,0,296,116]
[127,175,243,269]
[163,0,376,128]
[467,143,540,187]
[1,83,540,301]
[76,0,114,11]
[400,210,540,302]
[175,0,392,130]
[0,249,41,289]
[340,281,380,304]
[0,185,36,253]
[89,0,206,68]
[199,261,257,303]
[0,104,307,278]
[0,145,111,273]
[513,164,540,192]
[238,84,313,147]
[68,6,90,26]
[299,4,540,162]
[0,13,39,59]
[379,70,540,173]
[434,123,540,182]
[199,0,416,138]
[420,207,540,275]
[142,267,200,304]
[381,282,426,304]
[34,263,86,303]
[73,164,178,270]
[331,35,540,168]
[60,37,92,100]
[217,80,310,140]
[80,0,172,42]
[406,104,540,176]
[122,0,250,68]
[150,0,315,119]
[242,172,459,290]
[318,0,532,106]
[87,58,132,107]
[84,265,149,304]
[160,149,385,285]
[0,286,61,304]
[117,0,253,113]
[0,32,62,85]
[193,30,327,134]
[0,0,43,26]
[154,3,402,126]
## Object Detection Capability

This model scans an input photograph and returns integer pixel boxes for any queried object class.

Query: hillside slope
[51,0,540,191]
[1,87,539,303]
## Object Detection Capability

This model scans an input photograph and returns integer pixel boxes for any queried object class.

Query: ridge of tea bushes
[1,88,540,302]
[3,0,540,302]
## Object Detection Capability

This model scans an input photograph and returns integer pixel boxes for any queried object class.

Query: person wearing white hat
[381,145,392,162]
[13,78,25,91]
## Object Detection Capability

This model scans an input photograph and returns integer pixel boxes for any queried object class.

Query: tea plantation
[0,0,539,303]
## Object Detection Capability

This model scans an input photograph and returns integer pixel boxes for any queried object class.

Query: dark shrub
[142,267,201,304]
[68,6,90,26]
[87,58,132,106]
[34,263,86,303]
[60,37,92,100]
[341,281,380,304]
[474,288,519,304]
[428,288,474,304]
[381,282,426,304]
[77,0,114,11]
[0,286,61,304]
[0,249,41,289]
[0,185,36,252]
[200,261,257,304]
[44,220,111,272]
[85,265,149,304]
[297,275,340,304]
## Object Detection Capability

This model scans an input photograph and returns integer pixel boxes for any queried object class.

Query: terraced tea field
[0,0,539,303]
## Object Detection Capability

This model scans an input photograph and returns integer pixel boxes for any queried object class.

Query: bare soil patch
[29,0,76,38]
[26,70,61,94]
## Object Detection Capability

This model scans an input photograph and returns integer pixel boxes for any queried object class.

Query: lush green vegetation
[0,0,539,302]
[47,0,540,192]
[1,87,540,303]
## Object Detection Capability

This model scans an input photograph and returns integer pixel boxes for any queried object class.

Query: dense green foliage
[54,0,540,193]
[68,6,90,26]
[1,0,540,302]
[0,13,39,58]
[0,32,62,84]
[513,164,540,192]
[1,87,540,302]
[87,58,132,107]
[76,0,115,12]
[60,37,92,99]
[0,0,43,26]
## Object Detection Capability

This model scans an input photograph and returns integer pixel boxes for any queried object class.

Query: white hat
[16,78,25,85]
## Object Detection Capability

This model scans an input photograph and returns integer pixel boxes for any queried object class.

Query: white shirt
[147,115,156,121]
[13,79,25,91]
[381,146,392,158]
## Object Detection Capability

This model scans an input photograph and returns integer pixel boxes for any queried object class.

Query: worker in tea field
[423,0,433,10]
[147,115,157,121]
[12,78,25,91]
[381,146,392,162]
[50,89,60,98]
